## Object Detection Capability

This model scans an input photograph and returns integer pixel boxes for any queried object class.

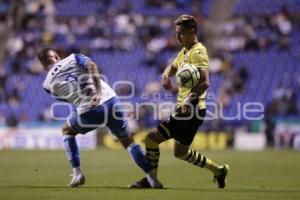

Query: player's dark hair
[174,14,198,34]
[37,47,55,63]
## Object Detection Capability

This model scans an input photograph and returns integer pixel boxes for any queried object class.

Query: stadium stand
[0,0,299,145]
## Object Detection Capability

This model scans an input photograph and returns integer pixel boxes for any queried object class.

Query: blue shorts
[68,97,129,139]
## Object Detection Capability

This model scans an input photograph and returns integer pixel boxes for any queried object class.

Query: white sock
[145,171,160,187]
[72,167,82,176]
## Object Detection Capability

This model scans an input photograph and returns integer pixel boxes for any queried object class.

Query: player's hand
[161,74,172,90]
[90,93,101,107]
[180,104,191,115]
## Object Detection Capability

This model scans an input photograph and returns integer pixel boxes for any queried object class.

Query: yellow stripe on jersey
[172,42,209,109]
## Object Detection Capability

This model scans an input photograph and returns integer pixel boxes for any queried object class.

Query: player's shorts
[157,108,206,146]
[67,96,129,139]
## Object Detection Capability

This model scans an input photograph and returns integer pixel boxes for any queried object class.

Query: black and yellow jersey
[172,42,209,109]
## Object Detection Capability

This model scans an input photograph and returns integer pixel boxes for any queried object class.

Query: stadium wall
[0,126,229,150]
[1,124,299,150]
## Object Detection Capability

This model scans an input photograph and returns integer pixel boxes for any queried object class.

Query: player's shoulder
[191,42,207,54]
[62,53,90,65]
[189,43,209,68]
[54,54,76,67]
[74,53,91,60]
[74,53,91,67]
[64,53,76,62]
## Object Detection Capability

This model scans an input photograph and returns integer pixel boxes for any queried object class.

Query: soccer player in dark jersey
[129,15,229,189]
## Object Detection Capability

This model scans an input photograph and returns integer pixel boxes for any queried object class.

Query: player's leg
[61,122,85,187]
[106,97,163,188]
[118,136,163,188]
[144,130,170,177]
[173,142,229,188]
[118,136,153,175]
[64,105,104,187]
[172,108,229,188]
[174,141,221,175]
[128,123,171,188]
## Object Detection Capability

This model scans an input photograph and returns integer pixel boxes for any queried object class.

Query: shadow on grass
[171,187,300,193]
[0,185,129,190]
[1,185,300,193]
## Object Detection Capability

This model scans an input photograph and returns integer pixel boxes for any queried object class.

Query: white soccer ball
[176,63,201,88]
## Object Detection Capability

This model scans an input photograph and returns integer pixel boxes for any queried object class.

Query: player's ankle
[146,170,158,179]
[146,172,160,186]
[72,167,82,176]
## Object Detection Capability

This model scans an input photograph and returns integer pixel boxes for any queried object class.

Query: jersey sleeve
[172,58,178,69]
[190,49,209,69]
[75,53,91,68]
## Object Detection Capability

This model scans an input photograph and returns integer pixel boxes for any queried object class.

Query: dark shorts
[67,96,129,139]
[157,108,206,146]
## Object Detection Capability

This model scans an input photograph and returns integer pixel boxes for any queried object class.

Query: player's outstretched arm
[86,60,102,106]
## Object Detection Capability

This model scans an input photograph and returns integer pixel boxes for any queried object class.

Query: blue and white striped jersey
[43,53,116,114]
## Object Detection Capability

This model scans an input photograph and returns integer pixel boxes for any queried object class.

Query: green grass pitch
[0,149,299,200]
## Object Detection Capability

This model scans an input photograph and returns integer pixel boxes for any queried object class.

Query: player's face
[43,50,61,70]
[175,25,194,47]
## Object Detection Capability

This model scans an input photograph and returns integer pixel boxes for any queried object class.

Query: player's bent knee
[173,146,189,159]
[174,150,185,158]
[145,135,159,148]
[119,136,134,149]
[147,131,167,145]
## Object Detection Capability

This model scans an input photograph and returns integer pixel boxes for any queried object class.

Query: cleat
[128,177,163,189]
[128,177,151,189]
[213,164,230,189]
[68,174,86,187]
[147,178,164,189]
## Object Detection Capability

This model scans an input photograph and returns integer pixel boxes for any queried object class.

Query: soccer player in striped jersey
[38,48,162,188]
[129,15,229,189]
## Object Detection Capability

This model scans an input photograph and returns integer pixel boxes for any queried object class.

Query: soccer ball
[176,63,201,88]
